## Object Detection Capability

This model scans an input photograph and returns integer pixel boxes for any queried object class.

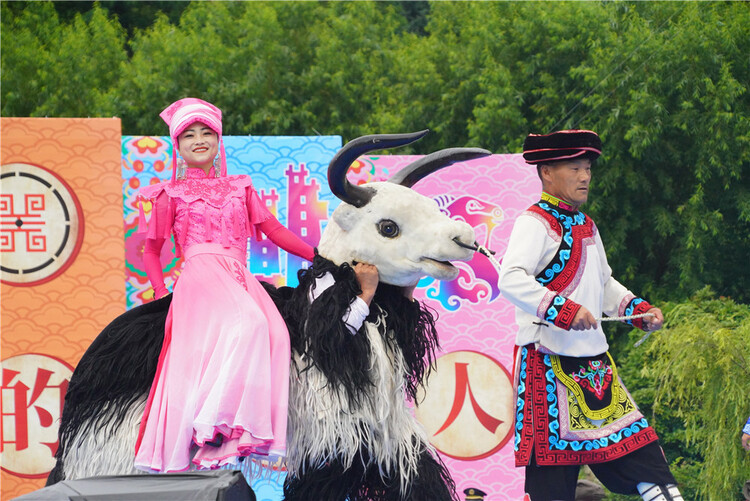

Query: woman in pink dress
[133,98,314,473]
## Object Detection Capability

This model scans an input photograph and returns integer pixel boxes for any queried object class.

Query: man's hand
[570,306,597,331]
[642,307,664,332]
[354,263,379,306]
[742,433,750,452]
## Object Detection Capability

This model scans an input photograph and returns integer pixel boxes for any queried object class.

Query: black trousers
[524,441,676,501]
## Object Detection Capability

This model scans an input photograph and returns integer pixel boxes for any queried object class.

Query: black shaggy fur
[368,281,441,403]
[283,441,456,501]
[276,254,441,406]
[47,294,172,485]
[279,254,454,500]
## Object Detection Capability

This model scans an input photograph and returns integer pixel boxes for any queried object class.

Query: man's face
[540,157,592,209]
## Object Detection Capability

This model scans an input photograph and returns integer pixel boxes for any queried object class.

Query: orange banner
[1,118,125,499]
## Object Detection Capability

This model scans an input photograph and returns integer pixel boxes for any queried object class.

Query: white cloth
[498,210,637,357]
[308,273,370,334]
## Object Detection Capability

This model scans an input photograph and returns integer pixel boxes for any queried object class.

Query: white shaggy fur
[286,313,433,495]
[62,399,147,479]
[61,397,279,484]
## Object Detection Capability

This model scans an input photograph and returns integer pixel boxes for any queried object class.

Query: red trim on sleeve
[554,299,582,330]
[631,300,653,331]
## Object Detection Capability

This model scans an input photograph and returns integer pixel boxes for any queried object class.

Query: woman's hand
[354,263,379,306]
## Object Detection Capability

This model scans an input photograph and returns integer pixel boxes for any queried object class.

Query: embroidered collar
[540,192,577,212]
[185,167,216,179]
[139,174,253,209]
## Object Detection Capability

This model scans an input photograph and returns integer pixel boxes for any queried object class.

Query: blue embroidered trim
[624,297,645,326]
[535,202,587,287]
[542,354,650,452]
[514,347,529,452]
[544,295,567,323]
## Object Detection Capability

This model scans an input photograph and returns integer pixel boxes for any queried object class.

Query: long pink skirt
[134,245,289,472]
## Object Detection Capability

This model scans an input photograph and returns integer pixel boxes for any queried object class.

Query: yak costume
[276,131,489,501]
[498,130,680,501]
[270,255,455,501]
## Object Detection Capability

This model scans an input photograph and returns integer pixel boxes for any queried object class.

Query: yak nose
[452,237,496,255]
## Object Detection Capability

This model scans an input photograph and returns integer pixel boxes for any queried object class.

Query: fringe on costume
[369,282,441,403]
[276,253,441,408]
[272,254,375,408]
[60,398,148,480]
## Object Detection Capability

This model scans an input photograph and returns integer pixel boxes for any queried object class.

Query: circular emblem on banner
[1,353,73,478]
[0,162,84,286]
[415,350,514,460]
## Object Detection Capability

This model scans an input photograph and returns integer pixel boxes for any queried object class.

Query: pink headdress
[160,98,228,181]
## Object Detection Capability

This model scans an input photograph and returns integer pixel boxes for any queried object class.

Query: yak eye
[377,219,400,238]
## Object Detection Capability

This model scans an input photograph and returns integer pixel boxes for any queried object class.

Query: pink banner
[359,154,541,500]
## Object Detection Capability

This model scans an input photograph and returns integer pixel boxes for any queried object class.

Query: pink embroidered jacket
[138,168,314,298]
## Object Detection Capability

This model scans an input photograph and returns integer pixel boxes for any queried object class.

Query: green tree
[1,1,60,117]
[1,2,127,118]
[629,288,750,500]
[293,1,416,140]
[112,1,337,135]
[580,3,750,303]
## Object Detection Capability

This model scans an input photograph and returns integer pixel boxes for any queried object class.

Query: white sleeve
[498,214,561,320]
[308,272,370,334]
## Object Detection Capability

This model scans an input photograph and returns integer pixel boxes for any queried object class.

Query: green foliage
[584,3,750,304]
[1,2,59,117]
[1,2,127,118]
[2,0,749,301]
[614,288,750,500]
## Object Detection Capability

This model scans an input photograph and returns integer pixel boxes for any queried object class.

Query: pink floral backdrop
[353,154,540,500]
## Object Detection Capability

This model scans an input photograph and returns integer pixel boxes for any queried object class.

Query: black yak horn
[388,148,492,188]
[328,130,429,207]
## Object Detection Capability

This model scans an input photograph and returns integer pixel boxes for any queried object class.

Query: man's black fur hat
[522,129,602,164]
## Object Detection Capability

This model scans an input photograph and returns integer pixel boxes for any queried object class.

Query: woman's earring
[176,158,186,180]
[213,154,221,177]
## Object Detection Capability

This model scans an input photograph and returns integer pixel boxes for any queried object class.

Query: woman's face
[177,122,219,172]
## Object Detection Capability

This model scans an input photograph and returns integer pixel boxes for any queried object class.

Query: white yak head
[317,130,490,287]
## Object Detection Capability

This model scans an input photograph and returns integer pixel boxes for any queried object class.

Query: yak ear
[332,203,359,231]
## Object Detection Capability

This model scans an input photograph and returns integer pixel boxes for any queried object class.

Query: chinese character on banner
[415,350,515,460]
[1,354,73,478]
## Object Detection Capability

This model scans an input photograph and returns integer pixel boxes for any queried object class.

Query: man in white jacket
[498,130,682,501]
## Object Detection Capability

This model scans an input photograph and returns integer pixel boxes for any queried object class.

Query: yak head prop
[317,130,490,286]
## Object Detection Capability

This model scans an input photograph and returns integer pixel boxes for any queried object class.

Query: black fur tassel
[50,294,171,483]
[369,283,441,402]
[274,254,375,407]
[283,444,457,501]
